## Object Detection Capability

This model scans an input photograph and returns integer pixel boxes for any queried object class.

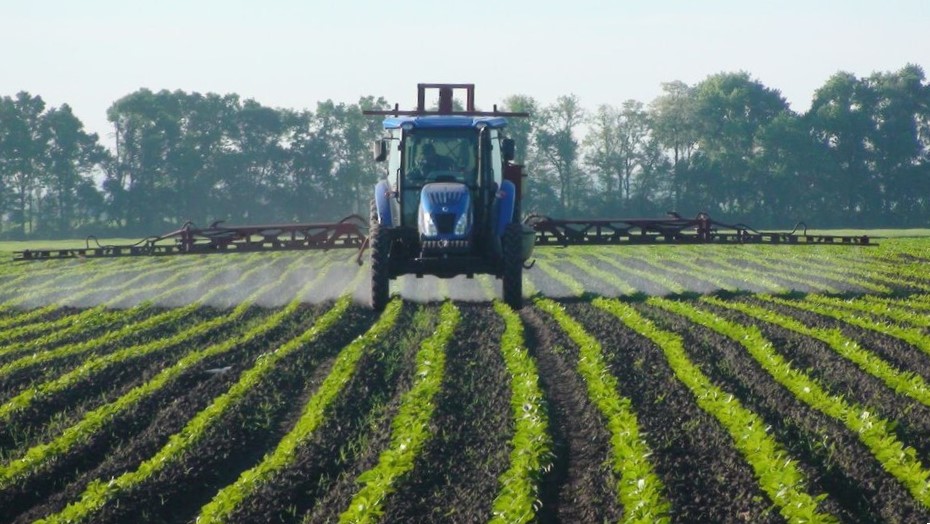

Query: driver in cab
[415,143,453,179]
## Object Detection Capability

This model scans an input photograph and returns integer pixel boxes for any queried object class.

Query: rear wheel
[370,200,390,311]
[501,223,523,309]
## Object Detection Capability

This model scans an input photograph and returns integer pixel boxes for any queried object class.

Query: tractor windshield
[403,128,479,187]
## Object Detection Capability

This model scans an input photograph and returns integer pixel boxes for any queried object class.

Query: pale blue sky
[3,0,927,147]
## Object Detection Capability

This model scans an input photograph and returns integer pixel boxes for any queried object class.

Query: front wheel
[370,202,390,311]
[501,223,523,309]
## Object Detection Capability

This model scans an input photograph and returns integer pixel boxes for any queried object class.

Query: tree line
[1,64,928,239]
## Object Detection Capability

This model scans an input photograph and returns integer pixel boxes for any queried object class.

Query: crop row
[3,240,930,521]
[33,276,364,523]
[528,242,930,298]
[530,252,930,520]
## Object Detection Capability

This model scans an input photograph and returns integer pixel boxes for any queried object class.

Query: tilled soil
[568,302,783,523]
[522,305,622,522]
[643,303,930,522]
[6,303,372,524]
[705,300,930,461]
[3,290,930,522]
[373,304,512,523]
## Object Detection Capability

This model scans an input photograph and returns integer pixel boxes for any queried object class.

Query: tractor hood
[418,183,472,246]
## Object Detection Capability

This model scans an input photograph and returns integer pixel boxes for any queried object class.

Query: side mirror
[501,138,515,162]
[372,139,388,162]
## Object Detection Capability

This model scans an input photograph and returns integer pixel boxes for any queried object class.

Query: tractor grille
[433,213,456,234]
[422,239,471,251]
[427,188,466,207]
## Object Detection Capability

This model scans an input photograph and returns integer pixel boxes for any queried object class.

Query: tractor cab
[365,84,534,310]
[378,116,511,251]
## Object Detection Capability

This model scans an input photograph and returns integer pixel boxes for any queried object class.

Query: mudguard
[494,180,516,237]
[374,180,393,227]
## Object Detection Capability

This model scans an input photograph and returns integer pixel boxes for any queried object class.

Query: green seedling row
[535,297,670,523]
[487,300,553,524]
[196,297,402,523]
[693,297,930,508]
[338,301,459,523]
[762,295,930,361]
[42,293,360,524]
[646,298,838,522]
[804,294,930,329]
[0,254,309,422]
[0,262,336,489]
[706,297,930,414]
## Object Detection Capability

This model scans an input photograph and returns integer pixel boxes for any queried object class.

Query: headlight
[454,212,470,235]
[419,210,438,236]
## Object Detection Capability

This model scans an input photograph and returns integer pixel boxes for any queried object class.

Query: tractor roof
[381,115,509,130]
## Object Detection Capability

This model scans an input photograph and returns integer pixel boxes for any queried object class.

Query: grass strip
[535,297,670,523]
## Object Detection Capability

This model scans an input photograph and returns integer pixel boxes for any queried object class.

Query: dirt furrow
[568,301,781,523]
[372,303,513,522]
[3,304,329,522]
[641,303,929,522]
[521,304,622,522]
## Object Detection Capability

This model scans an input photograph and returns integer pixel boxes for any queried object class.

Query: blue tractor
[365,83,535,311]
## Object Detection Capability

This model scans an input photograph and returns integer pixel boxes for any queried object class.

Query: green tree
[222,99,288,222]
[687,72,790,221]
[584,100,655,214]
[313,100,369,220]
[172,92,240,225]
[39,104,107,235]
[499,95,556,214]
[535,94,585,215]
[0,92,49,237]
[285,109,333,221]
[106,89,184,231]
[866,64,930,224]
[500,94,538,166]
[808,72,876,225]
[649,81,698,209]
[751,112,832,225]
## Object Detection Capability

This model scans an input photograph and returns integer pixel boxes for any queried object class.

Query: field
[2,238,930,523]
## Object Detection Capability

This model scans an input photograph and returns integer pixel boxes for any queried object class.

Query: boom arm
[526,213,873,246]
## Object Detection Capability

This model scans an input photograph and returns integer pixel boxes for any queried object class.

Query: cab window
[403,128,478,187]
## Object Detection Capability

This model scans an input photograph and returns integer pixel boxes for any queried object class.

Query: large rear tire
[370,200,390,311]
[502,223,523,309]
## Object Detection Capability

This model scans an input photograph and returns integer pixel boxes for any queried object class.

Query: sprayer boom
[526,213,873,246]
[13,216,367,261]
